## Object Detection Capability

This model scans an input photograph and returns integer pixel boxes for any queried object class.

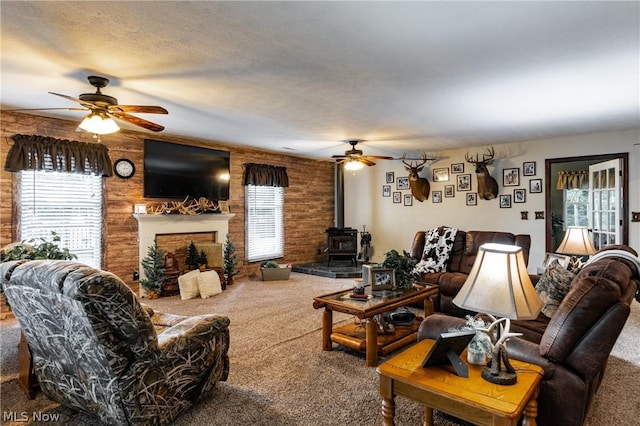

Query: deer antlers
[400,152,431,168]
[465,146,495,165]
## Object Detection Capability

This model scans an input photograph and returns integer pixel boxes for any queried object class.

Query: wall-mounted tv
[143,139,230,200]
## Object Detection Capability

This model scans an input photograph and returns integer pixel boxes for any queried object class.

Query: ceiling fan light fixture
[344,159,365,171]
[78,112,120,135]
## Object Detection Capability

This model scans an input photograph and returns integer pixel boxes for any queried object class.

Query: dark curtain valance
[242,163,289,187]
[557,170,588,190]
[4,134,113,177]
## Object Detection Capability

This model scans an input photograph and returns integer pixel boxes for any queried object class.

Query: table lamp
[453,243,542,385]
[555,226,596,270]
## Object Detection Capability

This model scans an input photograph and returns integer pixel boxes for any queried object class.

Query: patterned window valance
[4,134,113,177]
[556,170,588,190]
[242,163,289,187]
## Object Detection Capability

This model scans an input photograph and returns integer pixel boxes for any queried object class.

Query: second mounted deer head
[402,153,431,202]
[465,146,499,200]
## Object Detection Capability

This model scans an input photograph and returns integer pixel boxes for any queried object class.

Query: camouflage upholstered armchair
[0,260,230,426]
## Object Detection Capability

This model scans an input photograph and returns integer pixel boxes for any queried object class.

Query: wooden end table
[312,285,438,367]
[377,338,543,426]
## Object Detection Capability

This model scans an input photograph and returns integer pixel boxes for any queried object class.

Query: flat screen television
[143,139,230,200]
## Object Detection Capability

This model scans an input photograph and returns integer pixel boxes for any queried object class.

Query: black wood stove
[326,227,358,266]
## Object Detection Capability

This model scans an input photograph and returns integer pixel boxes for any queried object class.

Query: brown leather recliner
[417,245,640,426]
[410,228,532,317]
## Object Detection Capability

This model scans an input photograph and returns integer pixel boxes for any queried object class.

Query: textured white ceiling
[1,1,638,160]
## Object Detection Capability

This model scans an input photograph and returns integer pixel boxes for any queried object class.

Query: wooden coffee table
[312,285,438,367]
[377,338,544,426]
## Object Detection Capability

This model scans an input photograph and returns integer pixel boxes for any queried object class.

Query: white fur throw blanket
[412,227,458,275]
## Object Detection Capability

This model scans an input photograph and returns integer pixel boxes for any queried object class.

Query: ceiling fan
[332,139,394,169]
[11,75,168,134]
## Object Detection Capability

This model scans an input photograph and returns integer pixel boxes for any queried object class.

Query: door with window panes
[588,159,622,250]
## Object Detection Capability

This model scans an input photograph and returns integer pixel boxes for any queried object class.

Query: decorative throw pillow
[412,226,458,275]
[198,270,222,299]
[178,269,201,300]
[535,260,576,318]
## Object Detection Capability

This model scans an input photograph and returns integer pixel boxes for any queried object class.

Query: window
[564,188,589,227]
[19,170,103,268]
[245,185,284,262]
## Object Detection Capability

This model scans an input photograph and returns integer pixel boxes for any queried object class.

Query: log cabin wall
[0,112,335,296]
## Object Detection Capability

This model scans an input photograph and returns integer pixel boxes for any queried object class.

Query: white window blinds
[19,170,103,268]
[245,185,284,262]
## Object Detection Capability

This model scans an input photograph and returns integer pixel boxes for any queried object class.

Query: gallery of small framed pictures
[382,159,539,208]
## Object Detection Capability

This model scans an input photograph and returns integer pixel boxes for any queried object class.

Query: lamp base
[481,366,517,385]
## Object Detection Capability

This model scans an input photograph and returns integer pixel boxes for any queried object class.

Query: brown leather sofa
[410,228,532,317]
[417,245,640,426]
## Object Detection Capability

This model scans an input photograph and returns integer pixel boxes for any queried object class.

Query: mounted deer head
[402,152,431,202]
[465,146,499,200]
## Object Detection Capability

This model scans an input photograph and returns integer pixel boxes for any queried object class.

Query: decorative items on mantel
[145,197,222,215]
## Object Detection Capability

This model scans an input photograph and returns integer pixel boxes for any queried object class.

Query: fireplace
[134,213,235,295]
[326,227,358,266]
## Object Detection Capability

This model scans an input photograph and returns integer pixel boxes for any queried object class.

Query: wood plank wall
[0,112,335,299]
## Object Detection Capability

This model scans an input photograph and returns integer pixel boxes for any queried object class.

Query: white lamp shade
[556,226,596,255]
[78,113,120,135]
[453,243,542,320]
[344,159,365,171]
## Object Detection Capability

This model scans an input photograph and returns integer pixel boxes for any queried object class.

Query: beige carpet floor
[1,272,638,425]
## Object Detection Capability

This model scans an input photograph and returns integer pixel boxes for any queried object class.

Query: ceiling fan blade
[332,155,348,159]
[108,105,168,114]
[48,92,96,109]
[5,107,86,112]
[109,111,165,132]
[364,155,394,160]
[360,158,376,166]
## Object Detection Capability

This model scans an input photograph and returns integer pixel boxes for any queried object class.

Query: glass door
[588,159,622,249]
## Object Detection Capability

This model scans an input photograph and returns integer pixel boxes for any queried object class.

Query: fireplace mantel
[134,213,235,280]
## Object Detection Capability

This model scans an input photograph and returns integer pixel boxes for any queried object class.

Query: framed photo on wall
[499,194,512,208]
[433,168,450,182]
[404,194,413,206]
[503,168,520,186]
[457,174,471,191]
[451,163,464,173]
[397,177,410,190]
[382,185,391,197]
[466,193,477,206]
[393,192,401,203]
[432,191,442,203]
[444,185,455,198]
[386,171,395,183]
[523,162,536,176]
[529,178,542,193]
[514,188,526,203]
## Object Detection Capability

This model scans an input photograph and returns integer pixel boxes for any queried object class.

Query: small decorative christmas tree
[223,234,240,285]
[186,241,199,270]
[198,250,208,269]
[139,238,166,298]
